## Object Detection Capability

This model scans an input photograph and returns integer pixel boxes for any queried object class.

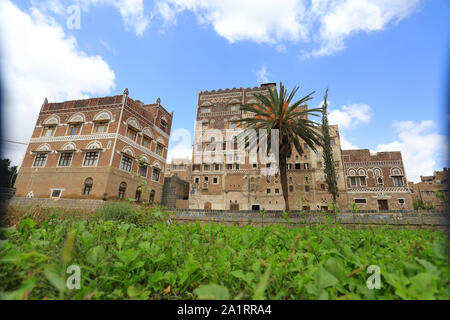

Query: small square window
[266,189,271,194]
[289,185,294,192]
[213,177,218,184]
[275,188,279,194]
[305,186,310,192]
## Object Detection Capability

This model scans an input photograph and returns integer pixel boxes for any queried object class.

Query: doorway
[378,200,389,211]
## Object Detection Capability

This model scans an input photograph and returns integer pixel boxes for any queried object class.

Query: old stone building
[165,157,192,182]
[188,84,348,211]
[342,149,413,211]
[161,175,190,209]
[408,169,449,210]
[13,89,173,203]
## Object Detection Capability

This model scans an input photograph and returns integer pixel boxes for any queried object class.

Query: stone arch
[391,167,402,175]
[357,168,366,176]
[200,101,212,107]
[37,143,51,152]
[93,110,112,122]
[348,169,356,176]
[156,136,165,146]
[126,117,141,131]
[61,142,77,151]
[86,140,103,150]
[122,146,135,157]
[67,113,86,123]
[142,127,153,139]
[153,160,162,169]
[43,115,60,125]
[229,98,240,104]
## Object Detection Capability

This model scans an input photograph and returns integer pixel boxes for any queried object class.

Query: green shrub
[99,202,139,223]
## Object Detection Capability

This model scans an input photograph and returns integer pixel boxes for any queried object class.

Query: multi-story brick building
[188,84,348,211]
[13,89,173,203]
[165,157,192,182]
[408,169,449,210]
[342,149,413,210]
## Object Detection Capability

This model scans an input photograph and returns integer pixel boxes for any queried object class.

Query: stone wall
[8,197,105,211]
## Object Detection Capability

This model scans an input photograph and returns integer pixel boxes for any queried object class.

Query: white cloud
[256,65,269,84]
[376,120,448,182]
[328,103,373,129]
[167,128,193,162]
[32,0,150,36]
[155,0,423,57]
[0,0,115,166]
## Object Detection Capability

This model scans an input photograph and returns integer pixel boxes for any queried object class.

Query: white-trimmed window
[359,176,367,186]
[120,155,133,172]
[214,163,221,171]
[398,198,405,204]
[83,178,93,195]
[393,176,404,186]
[138,163,148,177]
[203,164,211,171]
[58,152,73,167]
[50,189,63,199]
[142,136,151,149]
[67,124,81,136]
[118,182,127,199]
[160,119,168,132]
[349,177,357,187]
[156,143,164,156]
[152,167,161,182]
[33,153,48,167]
[213,177,219,184]
[126,127,138,141]
[377,177,384,185]
[94,122,108,133]
[354,198,367,204]
[194,177,199,184]
[42,126,56,137]
[83,152,99,167]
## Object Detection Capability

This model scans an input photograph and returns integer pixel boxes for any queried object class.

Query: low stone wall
[8,197,105,211]
[171,209,449,228]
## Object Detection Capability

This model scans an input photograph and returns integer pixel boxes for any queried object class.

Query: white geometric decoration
[201,101,212,106]
[127,118,141,130]
[86,141,102,150]
[67,113,85,123]
[43,115,59,125]
[229,98,240,104]
[61,142,77,151]
[142,128,153,138]
[93,110,112,122]
[156,136,165,146]
[247,99,258,104]
[153,161,162,169]
[122,146,134,157]
[37,143,51,152]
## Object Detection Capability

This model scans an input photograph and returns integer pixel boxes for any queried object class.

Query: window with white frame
[83,152,99,167]
[152,167,161,182]
[126,127,137,141]
[33,153,48,167]
[349,177,357,187]
[156,143,164,156]
[120,155,133,172]
[41,126,56,137]
[93,122,108,133]
[50,189,63,199]
[67,124,81,136]
[393,176,404,186]
[58,152,73,167]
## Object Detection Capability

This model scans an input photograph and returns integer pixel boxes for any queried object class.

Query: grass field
[0,203,449,300]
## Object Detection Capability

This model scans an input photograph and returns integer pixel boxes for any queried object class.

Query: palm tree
[235,82,323,211]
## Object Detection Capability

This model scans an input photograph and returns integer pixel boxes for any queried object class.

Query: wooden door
[378,200,388,211]
[204,202,212,210]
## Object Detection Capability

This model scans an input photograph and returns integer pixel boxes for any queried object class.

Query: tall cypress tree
[321,89,339,203]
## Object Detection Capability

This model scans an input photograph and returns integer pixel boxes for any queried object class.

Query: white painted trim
[82,151,100,167]
[56,151,74,168]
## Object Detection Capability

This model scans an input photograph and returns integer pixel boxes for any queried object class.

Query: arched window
[149,190,155,203]
[135,187,142,202]
[358,169,366,176]
[118,182,127,199]
[83,177,93,195]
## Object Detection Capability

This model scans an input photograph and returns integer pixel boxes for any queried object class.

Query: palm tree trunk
[279,153,290,212]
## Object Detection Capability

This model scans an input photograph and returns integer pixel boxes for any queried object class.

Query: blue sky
[1,0,448,181]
